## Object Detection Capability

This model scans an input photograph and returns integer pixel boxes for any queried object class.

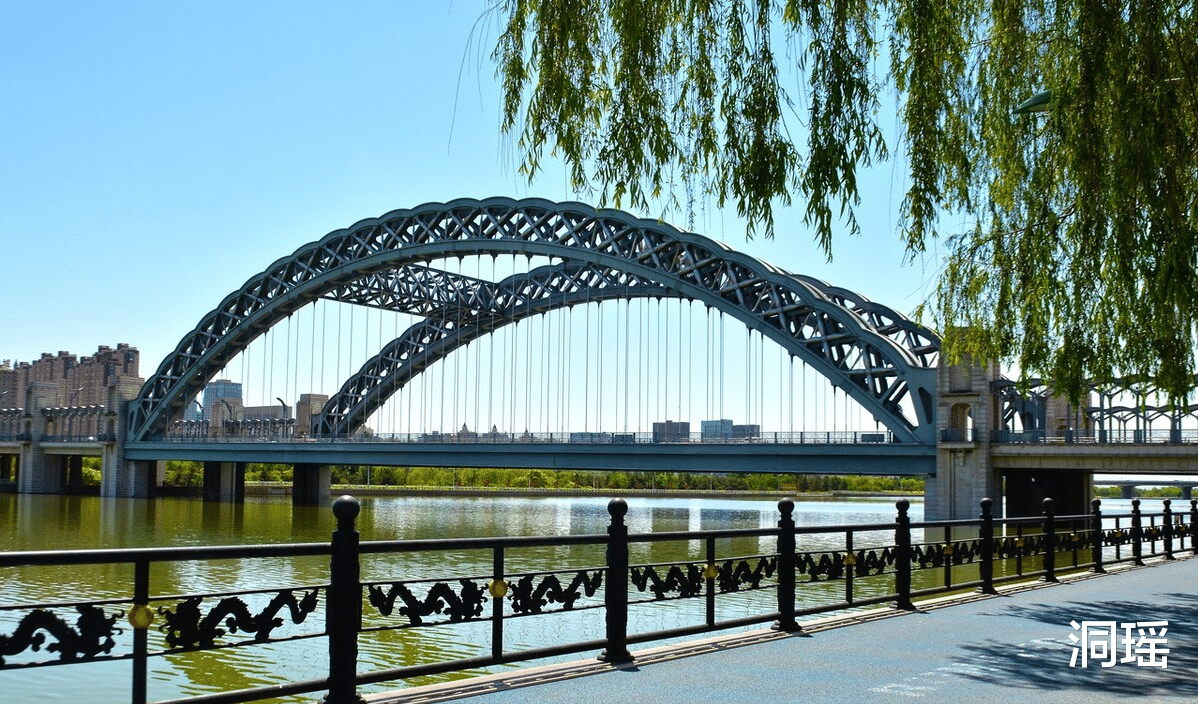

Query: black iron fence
[0,497,1194,704]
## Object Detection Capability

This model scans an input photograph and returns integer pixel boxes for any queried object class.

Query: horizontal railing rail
[992,428,1198,444]
[0,496,1194,704]
[152,429,900,445]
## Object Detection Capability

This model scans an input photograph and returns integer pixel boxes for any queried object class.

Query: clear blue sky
[1,1,938,376]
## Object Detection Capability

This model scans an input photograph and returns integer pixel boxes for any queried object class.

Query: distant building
[201,380,242,419]
[243,404,289,422]
[196,379,243,433]
[570,431,612,443]
[732,424,760,440]
[183,393,202,422]
[295,393,329,436]
[701,419,733,440]
[652,420,690,443]
[0,361,16,408]
[0,344,142,408]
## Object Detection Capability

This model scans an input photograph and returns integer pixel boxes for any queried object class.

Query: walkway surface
[370,555,1197,704]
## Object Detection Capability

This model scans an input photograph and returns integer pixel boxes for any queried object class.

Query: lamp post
[1013,89,1053,115]
[277,398,290,439]
[66,387,83,439]
[220,399,235,438]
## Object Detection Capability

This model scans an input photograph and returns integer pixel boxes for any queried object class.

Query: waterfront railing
[0,497,1193,704]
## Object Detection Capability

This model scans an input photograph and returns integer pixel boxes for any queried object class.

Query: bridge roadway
[70,434,1198,477]
[122,438,938,475]
[373,555,1197,704]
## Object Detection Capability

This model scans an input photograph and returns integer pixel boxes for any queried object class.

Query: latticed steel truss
[994,376,1198,433]
[128,198,941,444]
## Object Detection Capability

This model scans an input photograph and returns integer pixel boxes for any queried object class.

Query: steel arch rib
[129,197,940,443]
[317,261,679,436]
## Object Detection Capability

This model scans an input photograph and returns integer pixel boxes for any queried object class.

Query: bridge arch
[316,260,680,436]
[129,198,940,443]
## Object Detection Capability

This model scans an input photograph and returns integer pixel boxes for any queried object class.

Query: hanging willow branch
[492,0,1198,402]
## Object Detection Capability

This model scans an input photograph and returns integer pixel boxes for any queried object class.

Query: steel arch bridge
[128,198,941,445]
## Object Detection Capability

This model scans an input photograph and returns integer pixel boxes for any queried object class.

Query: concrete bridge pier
[100,391,155,498]
[17,383,58,494]
[1184,486,1193,501]
[292,463,330,506]
[0,454,14,484]
[65,455,85,493]
[202,461,246,502]
[1122,485,1135,499]
[99,460,157,498]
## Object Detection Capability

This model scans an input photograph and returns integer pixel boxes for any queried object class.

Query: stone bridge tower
[925,356,1002,520]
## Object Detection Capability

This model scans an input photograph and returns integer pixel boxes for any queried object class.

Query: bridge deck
[372,555,1196,704]
[123,439,938,474]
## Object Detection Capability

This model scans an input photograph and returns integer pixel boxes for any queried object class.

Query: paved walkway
[370,556,1197,704]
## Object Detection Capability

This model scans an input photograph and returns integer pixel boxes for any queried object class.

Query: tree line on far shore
[159,460,923,494]
[1093,485,1193,500]
[61,461,1193,499]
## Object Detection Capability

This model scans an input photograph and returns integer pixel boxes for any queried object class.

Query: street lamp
[65,388,83,439]
[1013,89,1053,115]
[220,399,235,437]
[276,398,291,438]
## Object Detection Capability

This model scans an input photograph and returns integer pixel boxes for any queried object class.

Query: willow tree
[493,1,1198,402]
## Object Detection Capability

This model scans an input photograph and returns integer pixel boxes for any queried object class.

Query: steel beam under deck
[124,440,936,475]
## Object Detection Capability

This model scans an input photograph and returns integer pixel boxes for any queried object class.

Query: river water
[2,493,1144,703]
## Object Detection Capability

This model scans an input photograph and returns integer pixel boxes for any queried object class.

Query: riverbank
[241,481,923,502]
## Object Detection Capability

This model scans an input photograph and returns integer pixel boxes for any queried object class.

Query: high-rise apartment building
[0,344,142,407]
[295,393,329,436]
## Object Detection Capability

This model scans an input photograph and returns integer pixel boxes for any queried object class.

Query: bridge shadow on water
[947,589,1197,698]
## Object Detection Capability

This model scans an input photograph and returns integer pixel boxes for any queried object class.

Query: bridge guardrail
[153,430,900,445]
[37,433,116,443]
[939,428,975,443]
[0,497,1193,704]
[992,428,1198,444]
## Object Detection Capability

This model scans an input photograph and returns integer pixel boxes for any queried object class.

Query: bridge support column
[65,455,84,493]
[100,460,156,498]
[202,461,245,503]
[293,463,330,507]
[18,383,58,494]
[1,454,16,484]
[928,356,1002,520]
[1122,485,1135,500]
[1183,486,1192,501]
[100,393,153,498]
